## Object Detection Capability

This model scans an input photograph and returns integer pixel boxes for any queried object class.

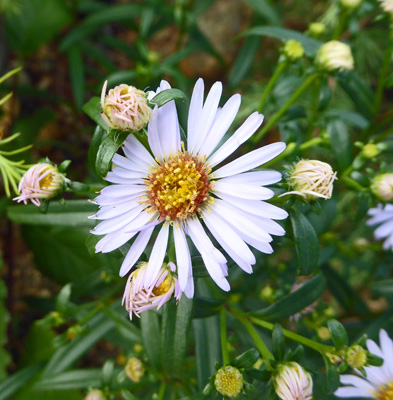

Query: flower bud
[309,22,326,37]
[84,389,106,400]
[284,159,337,201]
[283,40,305,61]
[341,0,362,9]
[100,81,152,131]
[346,345,367,369]
[122,262,181,319]
[214,366,244,398]
[379,0,393,17]
[274,363,313,400]
[13,163,64,206]
[362,143,380,159]
[316,41,354,72]
[125,357,145,382]
[318,327,332,341]
[371,173,393,202]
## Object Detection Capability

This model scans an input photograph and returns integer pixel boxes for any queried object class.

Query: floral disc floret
[144,146,213,222]
[214,366,244,398]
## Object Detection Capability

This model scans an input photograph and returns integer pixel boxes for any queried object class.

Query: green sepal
[148,88,187,108]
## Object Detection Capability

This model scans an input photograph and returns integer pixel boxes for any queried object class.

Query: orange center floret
[376,382,393,400]
[145,150,213,222]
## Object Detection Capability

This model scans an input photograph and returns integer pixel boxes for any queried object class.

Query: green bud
[283,40,305,61]
[346,345,368,369]
[214,366,244,398]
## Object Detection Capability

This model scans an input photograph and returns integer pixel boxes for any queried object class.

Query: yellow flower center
[376,382,393,400]
[145,149,213,222]
[152,274,172,297]
[214,366,243,398]
[39,168,55,189]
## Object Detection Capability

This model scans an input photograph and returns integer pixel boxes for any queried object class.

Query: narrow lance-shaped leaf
[83,97,109,132]
[149,88,187,108]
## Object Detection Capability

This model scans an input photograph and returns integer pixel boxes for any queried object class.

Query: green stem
[258,62,288,113]
[157,381,167,400]
[374,29,393,117]
[230,307,273,368]
[341,176,366,191]
[220,308,229,366]
[332,12,348,40]
[299,136,325,151]
[253,73,320,143]
[249,317,336,354]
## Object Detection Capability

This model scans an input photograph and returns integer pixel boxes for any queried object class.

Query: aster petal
[213,142,286,179]
[221,170,282,186]
[199,94,241,157]
[217,193,288,220]
[100,184,145,198]
[92,193,141,206]
[208,112,264,166]
[93,200,140,220]
[173,223,193,295]
[203,211,255,273]
[143,223,170,289]
[105,172,143,185]
[123,135,155,166]
[187,78,204,152]
[380,329,393,379]
[214,181,275,200]
[189,81,222,154]
[339,375,376,392]
[186,217,227,264]
[120,226,156,277]
[96,230,137,253]
[148,106,164,159]
[373,219,393,240]
[367,211,393,226]
[334,386,372,398]
[112,154,147,172]
[156,81,181,155]
[111,166,146,179]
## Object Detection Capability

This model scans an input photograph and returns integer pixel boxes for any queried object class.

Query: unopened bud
[274,363,313,400]
[371,173,393,202]
[214,366,244,398]
[362,143,380,159]
[85,389,106,400]
[309,22,326,37]
[318,327,332,341]
[316,41,354,72]
[341,0,362,9]
[346,345,367,369]
[283,40,305,61]
[379,0,393,18]
[125,357,145,383]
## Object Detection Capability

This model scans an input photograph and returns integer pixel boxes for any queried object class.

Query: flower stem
[258,61,288,113]
[373,29,393,117]
[249,316,336,354]
[253,73,320,143]
[220,308,229,366]
[157,381,167,400]
[229,306,273,368]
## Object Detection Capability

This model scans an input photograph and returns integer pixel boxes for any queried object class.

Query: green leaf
[59,4,146,51]
[231,348,260,369]
[56,284,73,313]
[228,37,261,88]
[34,369,101,391]
[7,200,96,227]
[193,297,225,319]
[0,362,44,400]
[83,97,108,132]
[242,0,281,25]
[42,313,114,377]
[323,355,340,394]
[67,45,85,111]
[241,26,322,56]
[327,120,352,171]
[272,324,285,362]
[140,311,161,371]
[149,89,187,108]
[0,258,10,381]
[327,320,348,350]
[102,306,141,343]
[249,274,326,320]
[193,315,220,390]
[4,0,72,55]
[290,209,320,275]
[324,110,369,129]
[161,297,193,377]
[89,126,108,178]
[96,130,130,178]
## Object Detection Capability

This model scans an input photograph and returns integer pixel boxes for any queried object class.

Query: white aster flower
[13,163,64,206]
[122,261,180,319]
[379,0,393,17]
[100,81,152,131]
[335,329,393,399]
[283,159,337,200]
[274,362,313,400]
[91,79,288,295]
[371,174,393,202]
[316,41,354,72]
[367,204,393,250]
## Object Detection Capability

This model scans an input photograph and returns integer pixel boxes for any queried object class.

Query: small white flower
[283,159,337,200]
[341,0,362,10]
[13,163,64,206]
[91,79,288,295]
[122,262,181,319]
[125,357,145,382]
[274,362,313,400]
[316,41,354,72]
[100,81,152,131]
[84,389,106,400]
[371,174,393,202]
[379,0,393,17]
[335,329,393,399]
[367,204,393,250]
